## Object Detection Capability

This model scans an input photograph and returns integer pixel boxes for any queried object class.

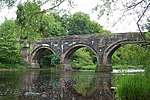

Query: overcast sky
[0,0,147,33]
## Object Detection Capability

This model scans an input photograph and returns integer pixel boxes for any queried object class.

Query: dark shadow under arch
[30,46,56,68]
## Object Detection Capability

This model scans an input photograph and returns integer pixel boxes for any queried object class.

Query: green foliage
[113,65,137,70]
[145,66,150,76]
[71,47,97,70]
[78,65,96,70]
[50,53,60,67]
[145,32,150,40]
[39,49,59,68]
[65,12,108,35]
[16,1,42,42]
[116,74,150,100]
[40,14,67,37]
[112,44,150,68]
[0,20,20,66]
[16,2,68,39]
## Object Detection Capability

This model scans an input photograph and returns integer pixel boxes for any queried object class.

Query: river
[0,69,115,100]
[0,68,145,100]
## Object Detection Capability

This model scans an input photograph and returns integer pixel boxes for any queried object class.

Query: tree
[65,12,108,35]
[0,0,73,15]
[112,44,150,69]
[16,1,42,42]
[38,49,59,68]
[0,20,20,66]
[15,1,69,40]
[71,48,96,69]
[40,13,67,37]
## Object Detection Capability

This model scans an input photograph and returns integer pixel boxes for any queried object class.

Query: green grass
[72,64,96,70]
[113,65,143,69]
[116,74,150,100]
[0,63,31,69]
[72,64,144,70]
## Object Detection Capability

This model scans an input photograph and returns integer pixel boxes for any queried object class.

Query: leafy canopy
[0,20,20,65]
[66,12,107,35]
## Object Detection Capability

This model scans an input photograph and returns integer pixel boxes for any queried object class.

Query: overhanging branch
[111,0,145,27]
[137,2,150,40]
[42,0,65,13]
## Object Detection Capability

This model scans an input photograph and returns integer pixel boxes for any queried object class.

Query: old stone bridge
[21,32,149,71]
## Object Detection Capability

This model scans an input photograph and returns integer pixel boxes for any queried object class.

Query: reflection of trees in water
[19,70,61,100]
[0,71,26,99]
[19,70,40,94]
[18,70,112,100]
[64,71,112,100]
[70,71,97,96]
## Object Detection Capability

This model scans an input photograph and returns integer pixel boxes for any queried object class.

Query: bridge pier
[96,64,113,99]
[96,64,112,72]
[62,64,73,71]
[30,62,40,68]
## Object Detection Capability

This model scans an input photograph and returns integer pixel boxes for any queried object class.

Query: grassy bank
[115,74,150,100]
[72,64,96,70]
[0,63,31,70]
[72,64,144,70]
[113,65,143,69]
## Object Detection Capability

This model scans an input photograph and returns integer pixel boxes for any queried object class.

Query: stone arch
[102,39,150,65]
[30,45,56,68]
[61,43,99,67]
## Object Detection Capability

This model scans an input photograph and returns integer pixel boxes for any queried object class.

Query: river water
[0,69,114,100]
[0,69,144,100]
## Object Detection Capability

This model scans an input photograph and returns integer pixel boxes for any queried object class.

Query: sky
[0,0,148,33]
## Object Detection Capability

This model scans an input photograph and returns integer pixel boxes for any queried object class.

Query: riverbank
[0,64,146,71]
[0,64,31,71]
[115,73,150,100]
[71,64,144,71]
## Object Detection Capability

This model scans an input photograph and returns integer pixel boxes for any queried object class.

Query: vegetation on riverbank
[112,66,150,100]
[112,65,143,70]
[115,73,150,100]
[0,63,31,69]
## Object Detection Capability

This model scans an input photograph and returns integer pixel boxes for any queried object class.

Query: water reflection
[0,70,112,100]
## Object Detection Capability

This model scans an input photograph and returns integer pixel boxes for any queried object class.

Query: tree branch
[29,0,65,21]
[111,0,145,27]
[137,2,150,40]
[42,0,65,13]
[127,0,144,9]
